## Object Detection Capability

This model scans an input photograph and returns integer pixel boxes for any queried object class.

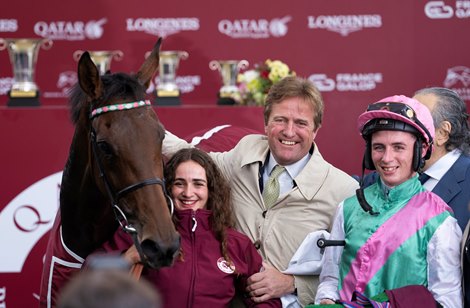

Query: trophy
[155,50,188,106]
[73,50,123,75]
[209,60,249,105]
[0,38,53,107]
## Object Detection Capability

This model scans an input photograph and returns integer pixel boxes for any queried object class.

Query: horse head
[64,38,180,269]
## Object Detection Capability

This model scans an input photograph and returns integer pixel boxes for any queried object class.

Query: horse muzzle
[140,235,181,269]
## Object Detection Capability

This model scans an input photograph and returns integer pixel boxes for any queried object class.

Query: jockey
[314,95,462,307]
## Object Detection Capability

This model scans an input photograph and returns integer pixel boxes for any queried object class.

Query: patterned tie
[262,165,285,209]
[418,172,430,185]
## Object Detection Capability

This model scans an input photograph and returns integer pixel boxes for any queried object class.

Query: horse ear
[78,51,103,100]
[136,37,162,88]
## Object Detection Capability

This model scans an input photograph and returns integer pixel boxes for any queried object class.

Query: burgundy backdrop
[1,0,469,306]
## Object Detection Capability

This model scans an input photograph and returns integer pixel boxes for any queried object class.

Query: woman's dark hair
[164,148,234,264]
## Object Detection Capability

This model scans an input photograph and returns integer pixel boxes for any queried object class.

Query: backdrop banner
[1,0,469,306]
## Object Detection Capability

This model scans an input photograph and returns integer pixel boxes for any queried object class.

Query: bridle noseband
[89,100,174,266]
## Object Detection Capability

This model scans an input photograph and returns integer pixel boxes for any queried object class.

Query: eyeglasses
[366,101,432,143]
[367,102,417,121]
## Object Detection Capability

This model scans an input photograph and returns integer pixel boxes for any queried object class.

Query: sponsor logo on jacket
[217,257,235,274]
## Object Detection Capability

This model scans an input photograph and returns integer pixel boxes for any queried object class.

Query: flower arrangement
[237,59,295,106]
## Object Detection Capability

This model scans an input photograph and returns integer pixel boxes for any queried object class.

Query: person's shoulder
[310,146,359,185]
[419,190,454,211]
[226,227,251,241]
[225,228,258,248]
[232,134,268,159]
[361,172,379,188]
[457,153,470,167]
[236,133,267,145]
[324,163,360,187]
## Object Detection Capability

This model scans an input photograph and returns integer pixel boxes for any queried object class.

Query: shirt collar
[265,152,311,179]
[424,149,461,181]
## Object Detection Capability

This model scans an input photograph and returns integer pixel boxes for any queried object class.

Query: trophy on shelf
[209,59,249,105]
[155,50,188,106]
[73,50,123,75]
[0,38,53,107]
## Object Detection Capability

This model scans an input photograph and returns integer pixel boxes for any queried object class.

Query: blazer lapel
[432,155,467,203]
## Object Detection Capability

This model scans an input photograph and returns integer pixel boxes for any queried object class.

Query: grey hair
[415,87,470,155]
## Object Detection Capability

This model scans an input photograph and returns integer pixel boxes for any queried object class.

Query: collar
[424,148,461,181]
[176,209,211,232]
[265,152,311,180]
[237,135,331,200]
[378,175,423,202]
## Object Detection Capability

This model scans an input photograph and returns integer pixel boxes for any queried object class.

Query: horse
[39,38,180,308]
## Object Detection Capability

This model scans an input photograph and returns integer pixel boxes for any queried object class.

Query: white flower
[238,69,260,83]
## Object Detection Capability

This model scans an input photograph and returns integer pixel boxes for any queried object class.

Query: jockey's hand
[122,245,141,265]
[320,299,336,305]
[246,261,295,302]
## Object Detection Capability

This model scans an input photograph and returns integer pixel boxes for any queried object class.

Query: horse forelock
[99,73,146,105]
[68,72,147,125]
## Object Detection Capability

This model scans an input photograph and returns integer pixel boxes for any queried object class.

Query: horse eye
[97,141,114,157]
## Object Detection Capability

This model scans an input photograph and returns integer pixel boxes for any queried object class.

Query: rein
[89,100,174,268]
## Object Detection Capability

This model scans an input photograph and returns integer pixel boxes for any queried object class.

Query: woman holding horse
[90,148,281,307]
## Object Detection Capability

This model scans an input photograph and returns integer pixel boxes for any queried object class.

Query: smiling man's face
[371,130,418,187]
[264,97,317,166]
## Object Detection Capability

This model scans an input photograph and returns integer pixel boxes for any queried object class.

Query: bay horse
[39,38,180,308]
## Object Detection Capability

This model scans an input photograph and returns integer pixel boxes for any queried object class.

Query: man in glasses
[315,95,461,307]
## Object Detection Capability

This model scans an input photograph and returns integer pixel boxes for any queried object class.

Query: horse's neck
[60,128,118,258]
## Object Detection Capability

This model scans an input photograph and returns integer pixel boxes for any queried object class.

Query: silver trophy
[0,38,53,106]
[209,60,249,104]
[73,50,123,75]
[157,50,188,98]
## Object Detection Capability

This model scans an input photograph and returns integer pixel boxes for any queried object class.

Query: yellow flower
[237,59,295,106]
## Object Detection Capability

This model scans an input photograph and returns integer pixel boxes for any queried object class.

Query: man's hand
[246,261,295,302]
[122,245,141,264]
[320,299,336,305]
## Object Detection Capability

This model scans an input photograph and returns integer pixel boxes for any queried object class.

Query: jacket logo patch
[217,257,235,274]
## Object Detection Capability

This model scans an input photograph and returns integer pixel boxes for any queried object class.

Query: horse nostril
[140,236,181,269]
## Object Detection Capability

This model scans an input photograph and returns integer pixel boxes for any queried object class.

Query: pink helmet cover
[357,95,435,144]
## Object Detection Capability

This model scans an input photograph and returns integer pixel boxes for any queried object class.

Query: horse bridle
[89,100,174,266]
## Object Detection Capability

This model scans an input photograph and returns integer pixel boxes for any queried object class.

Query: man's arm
[427,217,462,307]
[314,203,345,304]
[162,131,193,158]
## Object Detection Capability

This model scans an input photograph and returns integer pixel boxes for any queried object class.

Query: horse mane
[68,72,147,125]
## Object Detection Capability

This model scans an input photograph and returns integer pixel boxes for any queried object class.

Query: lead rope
[130,264,143,280]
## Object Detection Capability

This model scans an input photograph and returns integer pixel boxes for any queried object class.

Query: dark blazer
[462,221,470,308]
[433,154,470,230]
[361,154,470,230]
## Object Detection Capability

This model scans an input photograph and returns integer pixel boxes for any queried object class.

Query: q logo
[14,205,51,233]
[0,171,62,273]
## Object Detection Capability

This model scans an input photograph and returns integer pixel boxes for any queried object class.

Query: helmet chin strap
[357,155,380,216]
